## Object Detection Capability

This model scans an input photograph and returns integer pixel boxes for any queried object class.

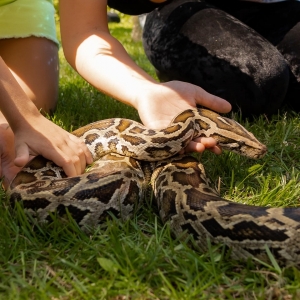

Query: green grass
[1,14,300,299]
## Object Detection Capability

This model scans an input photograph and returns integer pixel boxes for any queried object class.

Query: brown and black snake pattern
[7,109,300,267]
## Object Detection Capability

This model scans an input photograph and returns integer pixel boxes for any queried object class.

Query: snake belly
[7,108,300,267]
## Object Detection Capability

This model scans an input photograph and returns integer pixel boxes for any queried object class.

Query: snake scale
[7,108,300,267]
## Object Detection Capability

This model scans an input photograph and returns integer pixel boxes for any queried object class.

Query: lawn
[0,12,300,300]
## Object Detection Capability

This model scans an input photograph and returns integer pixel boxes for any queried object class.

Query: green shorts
[0,0,59,45]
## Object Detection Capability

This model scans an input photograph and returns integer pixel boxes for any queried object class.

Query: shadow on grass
[54,81,139,131]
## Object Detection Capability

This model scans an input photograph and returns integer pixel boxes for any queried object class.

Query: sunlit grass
[1,11,300,300]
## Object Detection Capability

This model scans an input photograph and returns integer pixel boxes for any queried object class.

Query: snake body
[7,108,300,267]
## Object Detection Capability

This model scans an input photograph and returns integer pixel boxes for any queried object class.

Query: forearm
[59,0,231,136]
[0,57,40,129]
[63,33,159,110]
[60,0,159,110]
[72,34,158,109]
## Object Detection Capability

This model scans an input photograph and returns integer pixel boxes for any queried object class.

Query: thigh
[208,0,300,46]
[0,37,59,114]
[277,22,300,111]
[207,0,300,112]
[143,0,289,116]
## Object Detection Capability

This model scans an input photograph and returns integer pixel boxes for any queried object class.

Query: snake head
[218,138,267,159]
[195,108,267,159]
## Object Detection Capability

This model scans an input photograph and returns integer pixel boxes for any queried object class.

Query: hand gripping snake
[7,108,300,267]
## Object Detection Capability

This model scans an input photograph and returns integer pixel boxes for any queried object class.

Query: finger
[14,142,30,167]
[71,154,82,176]
[68,134,93,166]
[77,148,86,174]
[194,87,232,113]
[207,145,222,155]
[184,137,222,154]
[184,140,206,153]
[67,135,91,174]
[194,137,217,148]
[50,149,78,177]
[184,141,222,154]
[196,136,222,155]
[82,143,93,164]
[57,144,82,176]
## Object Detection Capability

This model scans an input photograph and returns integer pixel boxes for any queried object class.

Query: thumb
[14,142,30,168]
[194,86,232,113]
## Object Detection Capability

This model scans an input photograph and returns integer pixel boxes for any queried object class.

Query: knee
[143,2,290,116]
[20,76,58,115]
[33,81,59,115]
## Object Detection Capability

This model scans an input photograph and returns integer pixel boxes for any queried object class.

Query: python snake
[7,108,300,267]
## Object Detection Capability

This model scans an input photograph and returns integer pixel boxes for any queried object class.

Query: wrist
[8,103,42,133]
[131,80,162,111]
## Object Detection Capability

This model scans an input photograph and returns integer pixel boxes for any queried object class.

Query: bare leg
[0,36,59,113]
[0,37,59,188]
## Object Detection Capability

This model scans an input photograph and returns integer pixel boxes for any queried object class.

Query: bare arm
[60,0,232,153]
[0,56,93,177]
